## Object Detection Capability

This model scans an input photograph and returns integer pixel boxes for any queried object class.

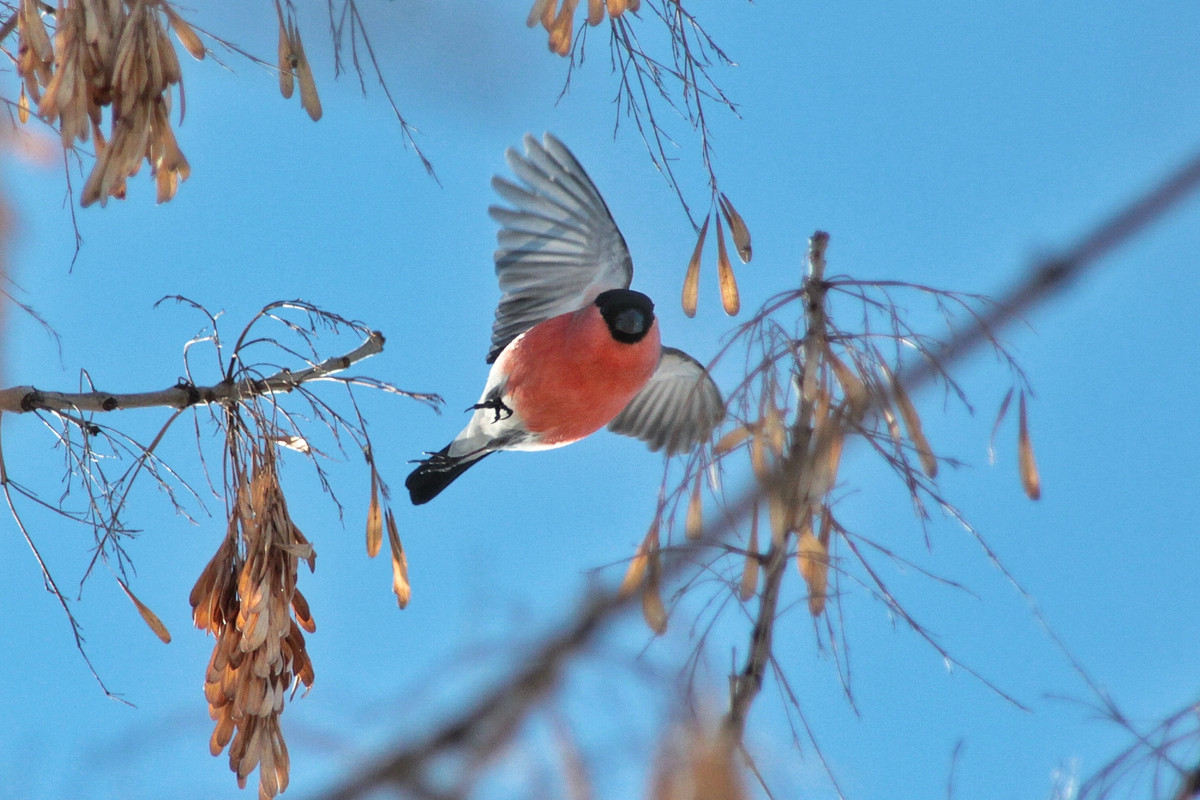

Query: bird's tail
[406,446,490,505]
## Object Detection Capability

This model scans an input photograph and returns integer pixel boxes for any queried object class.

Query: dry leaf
[685,472,703,540]
[718,192,752,263]
[118,578,172,643]
[682,213,709,318]
[1018,391,1041,500]
[386,509,410,608]
[739,506,759,601]
[18,86,29,124]
[796,528,828,617]
[366,469,382,558]
[715,215,740,316]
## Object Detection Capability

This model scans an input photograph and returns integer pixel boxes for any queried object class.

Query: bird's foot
[469,396,514,423]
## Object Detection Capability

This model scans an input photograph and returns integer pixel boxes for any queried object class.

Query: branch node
[176,380,202,408]
[20,389,42,413]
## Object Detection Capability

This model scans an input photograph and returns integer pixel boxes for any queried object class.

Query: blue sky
[2,2,1200,798]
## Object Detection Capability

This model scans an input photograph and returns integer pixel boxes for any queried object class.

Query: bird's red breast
[497,304,662,446]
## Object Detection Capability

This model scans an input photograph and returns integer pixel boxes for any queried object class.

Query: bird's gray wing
[486,133,634,363]
[607,347,725,455]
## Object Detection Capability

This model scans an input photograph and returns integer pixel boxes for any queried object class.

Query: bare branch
[0,329,427,416]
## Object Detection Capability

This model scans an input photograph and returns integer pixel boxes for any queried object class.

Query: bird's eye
[614,309,645,336]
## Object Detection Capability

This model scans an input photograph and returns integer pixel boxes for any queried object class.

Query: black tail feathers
[406,448,490,505]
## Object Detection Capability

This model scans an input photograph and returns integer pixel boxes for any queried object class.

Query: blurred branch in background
[316,144,1200,800]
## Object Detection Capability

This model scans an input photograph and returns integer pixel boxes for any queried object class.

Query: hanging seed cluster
[626,231,1042,636]
[366,454,411,608]
[526,0,641,55]
[682,194,752,317]
[190,443,316,800]
[16,0,201,205]
[273,0,321,120]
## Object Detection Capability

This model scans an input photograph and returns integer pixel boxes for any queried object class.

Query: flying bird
[406,133,724,505]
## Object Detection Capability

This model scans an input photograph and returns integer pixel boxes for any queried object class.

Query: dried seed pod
[291,24,322,121]
[619,523,656,597]
[766,490,787,548]
[18,86,29,123]
[826,348,868,415]
[739,506,759,601]
[626,0,640,11]
[275,0,294,99]
[386,509,411,608]
[816,505,832,547]
[796,527,828,617]
[366,468,383,557]
[607,0,628,15]
[527,0,555,27]
[761,398,785,457]
[541,0,559,29]
[718,192,752,263]
[806,414,845,502]
[883,362,937,478]
[549,0,579,55]
[640,535,668,635]
[988,387,1015,464]
[1018,391,1041,500]
[118,579,172,643]
[713,423,752,456]
[587,0,605,25]
[685,472,703,540]
[682,213,709,317]
[715,215,740,315]
[163,3,204,60]
[750,422,771,485]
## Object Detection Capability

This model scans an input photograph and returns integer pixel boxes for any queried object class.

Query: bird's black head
[595,289,655,345]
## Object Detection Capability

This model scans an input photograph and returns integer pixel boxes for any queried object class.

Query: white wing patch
[607,348,725,455]
[487,133,634,363]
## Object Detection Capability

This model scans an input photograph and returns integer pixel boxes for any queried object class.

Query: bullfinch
[406,133,724,505]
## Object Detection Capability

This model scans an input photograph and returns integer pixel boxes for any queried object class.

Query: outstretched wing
[607,348,725,455]
[487,133,634,363]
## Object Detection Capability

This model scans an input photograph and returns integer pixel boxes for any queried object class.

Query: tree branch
[0,330,386,416]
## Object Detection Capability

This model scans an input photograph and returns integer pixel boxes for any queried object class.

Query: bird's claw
[470,396,513,423]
